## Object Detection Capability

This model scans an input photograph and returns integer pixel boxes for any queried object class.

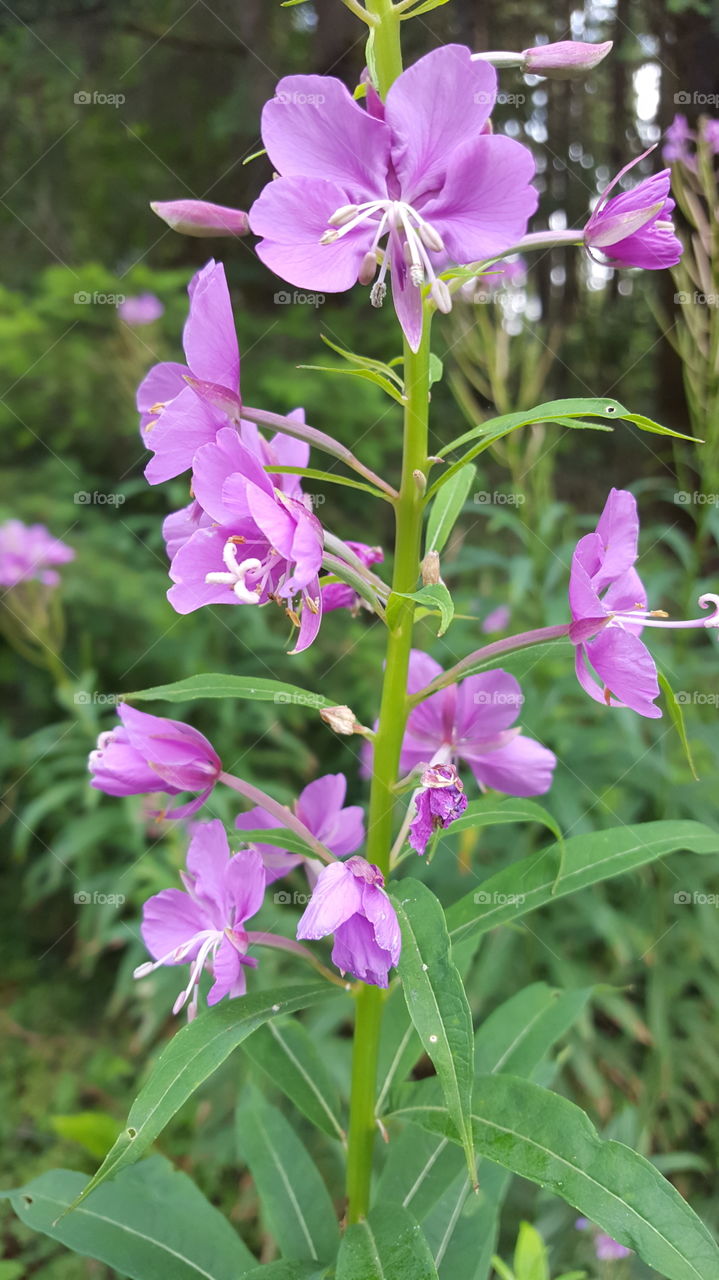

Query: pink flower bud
[522,40,613,80]
[151,199,249,238]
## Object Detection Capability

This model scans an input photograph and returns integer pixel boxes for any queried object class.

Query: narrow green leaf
[425,464,476,555]
[319,333,404,387]
[394,1076,719,1280]
[447,798,563,855]
[1,1157,255,1279]
[658,670,699,780]
[446,821,719,947]
[236,1089,339,1263]
[235,828,317,860]
[623,411,700,442]
[474,982,592,1078]
[125,674,332,709]
[242,1018,346,1142]
[428,353,444,385]
[265,466,387,499]
[400,0,453,16]
[438,399,626,459]
[297,363,405,405]
[336,1204,438,1280]
[241,1266,323,1280]
[391,881,476,1185]
[388,584,454,636]
[513,1221,550,1280]
[67,985,336,1211]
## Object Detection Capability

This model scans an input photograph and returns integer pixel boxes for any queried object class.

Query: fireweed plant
[16,5,719,1277]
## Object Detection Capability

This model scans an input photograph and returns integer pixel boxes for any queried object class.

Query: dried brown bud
[320,704,371,737]
[421,550,441,585]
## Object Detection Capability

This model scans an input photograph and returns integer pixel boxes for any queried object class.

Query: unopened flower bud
[522,39,613,80]
[413,469,427,495]
[320,704,371,737]
[150,199,249,237]
[421,550,441,585]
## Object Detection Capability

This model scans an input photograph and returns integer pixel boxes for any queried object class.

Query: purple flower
[249,45,538,351]
[151,198,249,238]
[0,520,74,588]
[166,427,324,652]
[135,819,265,1017]
[118,293,164,326]
[584,154,682,269]
[663,114,695,165]
[89,704,222,817]
[575,1218,632,1261]
[372,650,556,797]
[322,541,384,613]
[235,772,365,882]
[408,763,468,855]
[481,604,511,633]
[137,260,240,484]
[569,488,719,717]
[522,39,613,79]
[296,855,401,987]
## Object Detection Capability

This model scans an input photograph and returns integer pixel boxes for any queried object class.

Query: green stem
[345,321,431,1222]
[364,0,403,97]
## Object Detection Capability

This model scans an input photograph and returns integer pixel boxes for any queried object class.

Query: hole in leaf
[127,1128,137,1139]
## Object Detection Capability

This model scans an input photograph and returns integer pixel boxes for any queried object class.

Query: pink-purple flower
[297,855,401,987]
[249,45,538,350]
[408,763,468,855]
[584,155,682,269]
[371,650,556,797]
[166,427,324,652]
[135,819,266,1018]
[569,487,719,717]
[89,704,222,817]
[235,772,365,882]
[137,259,240,484]
[663,114,695,166]
[575,1218,632,1261]
[0,520,74,589]
[118,293,164,326]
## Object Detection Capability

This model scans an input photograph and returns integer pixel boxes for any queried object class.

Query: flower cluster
[663,113,719,168]
[0,520,74,589]
[138,259,381,652]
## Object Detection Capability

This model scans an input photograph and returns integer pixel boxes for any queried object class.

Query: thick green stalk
[346,323,431,1222]
[364,0,403,96]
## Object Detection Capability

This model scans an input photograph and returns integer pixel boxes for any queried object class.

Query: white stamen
[205,540,262,603]
[323,198,446,298]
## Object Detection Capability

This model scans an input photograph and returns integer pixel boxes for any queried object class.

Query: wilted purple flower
[408,763,468,855]
[522,39,612,79]
[235,772,364,882]
[584,153,682,269]
[118,293,164,326]
[372,650,555,797]
[137,260,240,484]
[249,45,538,351]
[135,819,265,1018]
[297,855,401,987]
[322,541,384,613]
[151,198,249,238]
[0,520,74,588]
[167,427,324,652]
[569,487,719,718]
[663,114,695,165]
[89,704,222,817]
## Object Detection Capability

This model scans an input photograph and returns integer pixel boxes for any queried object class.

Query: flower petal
[251,176,372,292]
[168,525,267,614]
[463,734,556,796]
[296,861,361,940]
[385,45,497,200]
[332,914,393,987]
[420,134,538,266]
[207,934,246,1005]
[185,819,231,925]
[584,628,661,717]
[141,888,208,963]
[455,669,523,742]
[144,385,225,485]
[262,75,390,193]
[593,488,640,591]
[224,847,267,925]
[183,260,240,392]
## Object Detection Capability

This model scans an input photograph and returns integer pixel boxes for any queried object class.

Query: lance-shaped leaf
[66,985,336,1212]
[424,464,477,555]
[242,1017,346,1143]
[390,881,476,1184]
[124,674,332,709]
[1,1157,256,1279]
[387,584,455,636]
[336,1204,439,1280]
[658,669,699,780]
[236,1090,339,1264]
[446,820,719,948]
[391,1076,719,1280]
